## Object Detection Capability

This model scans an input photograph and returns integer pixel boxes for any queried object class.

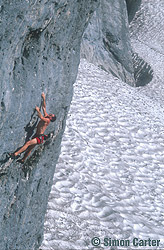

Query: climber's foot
[17,159,24,164]
[9,153,16,159]
[9,153,20,160]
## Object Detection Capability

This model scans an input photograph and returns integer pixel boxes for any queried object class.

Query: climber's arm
[35,106,49,122]
[41,92,48,117]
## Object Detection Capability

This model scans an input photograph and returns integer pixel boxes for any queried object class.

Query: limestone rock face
[0,0,99,249]
[81,0,135,86]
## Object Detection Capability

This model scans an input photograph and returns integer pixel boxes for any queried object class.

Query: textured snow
[41,1,164,249]
[41,56,164,249]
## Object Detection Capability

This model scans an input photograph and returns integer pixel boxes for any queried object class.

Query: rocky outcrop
[132,52,153,87]
[0,1,99,249]
[125,0,142,22]
[127,0,154,87]
[81,0,135,86]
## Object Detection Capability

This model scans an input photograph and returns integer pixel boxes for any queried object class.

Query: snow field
[41,58,164,250]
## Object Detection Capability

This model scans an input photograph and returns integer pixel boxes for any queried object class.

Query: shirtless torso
[35,117,50,135]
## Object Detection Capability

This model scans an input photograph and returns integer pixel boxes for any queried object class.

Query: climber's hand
[41,92,45,99]
[35,106,40,112]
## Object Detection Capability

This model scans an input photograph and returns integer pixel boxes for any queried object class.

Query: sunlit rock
[81,0,135,86]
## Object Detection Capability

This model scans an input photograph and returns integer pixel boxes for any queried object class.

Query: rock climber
[10,92,56,163]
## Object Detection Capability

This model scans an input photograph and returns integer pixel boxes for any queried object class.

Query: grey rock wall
[81,0,135,86]
[0,1,99,249]
[132,52,153,87]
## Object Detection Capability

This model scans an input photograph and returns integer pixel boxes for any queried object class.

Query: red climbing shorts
[32,134,46,144]
[36,135,44,144]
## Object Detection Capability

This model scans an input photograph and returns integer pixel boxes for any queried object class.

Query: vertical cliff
[81,0,135,86]
[0,1,99,249]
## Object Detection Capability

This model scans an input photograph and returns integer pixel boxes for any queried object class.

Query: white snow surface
[41,1,164,250]
[41,57,164,249]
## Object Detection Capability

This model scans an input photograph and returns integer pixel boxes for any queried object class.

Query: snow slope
[41,58,164,249]
[41,1,164,249]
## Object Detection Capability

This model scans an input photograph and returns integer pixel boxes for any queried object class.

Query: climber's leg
[14,138,37,156]
[20,144,36,163]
